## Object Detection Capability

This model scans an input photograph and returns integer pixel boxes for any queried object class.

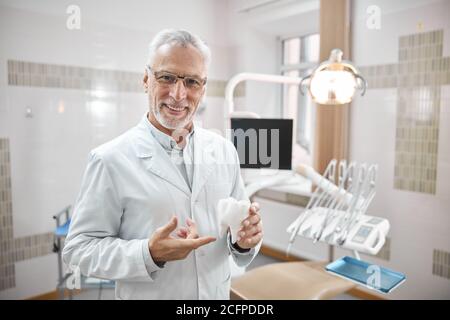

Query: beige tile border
[358,30,448,195]
[433,249,450,279]
[0,138,54,291]
[7,60,245,97]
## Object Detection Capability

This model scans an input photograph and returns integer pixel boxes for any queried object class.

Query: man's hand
[148,216,216,264]
[235,202,263,250]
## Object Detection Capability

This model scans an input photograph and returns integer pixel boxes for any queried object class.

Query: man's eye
[185,78,201,87]
[159,75,175,82]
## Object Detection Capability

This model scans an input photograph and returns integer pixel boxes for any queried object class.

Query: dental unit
[224,49,406,294]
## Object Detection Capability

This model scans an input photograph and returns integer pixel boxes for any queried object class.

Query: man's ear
[199,85,207,101]
[143,70,149,92]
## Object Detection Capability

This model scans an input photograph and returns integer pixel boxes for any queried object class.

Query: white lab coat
[62,115,259,299]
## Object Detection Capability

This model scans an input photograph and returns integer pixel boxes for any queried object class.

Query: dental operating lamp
[300,49,367,105]
[224,48,367,124]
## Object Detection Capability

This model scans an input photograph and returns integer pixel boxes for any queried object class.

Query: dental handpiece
[314,161,351,242]
[336,164,377,245]
[287,162,337,255]
[338,166,377,243]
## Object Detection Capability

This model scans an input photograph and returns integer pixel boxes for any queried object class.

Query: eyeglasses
[146,66,207,91]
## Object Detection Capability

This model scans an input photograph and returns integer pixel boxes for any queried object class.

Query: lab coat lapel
[191,128,215,202]
[133,119,191,197]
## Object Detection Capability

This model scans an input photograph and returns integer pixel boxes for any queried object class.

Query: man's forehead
[153,43,206,76]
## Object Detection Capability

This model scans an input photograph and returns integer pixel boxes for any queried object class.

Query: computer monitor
[230,118,293,170]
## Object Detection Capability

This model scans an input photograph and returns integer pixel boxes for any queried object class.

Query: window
[281,34,319,158]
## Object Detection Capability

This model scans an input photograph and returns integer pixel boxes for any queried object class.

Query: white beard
[152,103,194,130]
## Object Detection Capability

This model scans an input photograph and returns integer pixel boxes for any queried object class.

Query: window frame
[279,33,319,157]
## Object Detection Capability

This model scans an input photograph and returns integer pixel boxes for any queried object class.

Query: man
[62,29,263,300]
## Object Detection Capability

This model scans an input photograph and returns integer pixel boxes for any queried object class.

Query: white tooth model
[217,197,251,243]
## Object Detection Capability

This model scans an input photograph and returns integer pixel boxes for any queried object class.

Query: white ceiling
[0,0,222,32]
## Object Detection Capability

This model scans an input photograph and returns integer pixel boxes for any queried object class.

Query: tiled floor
[67,254,359,300]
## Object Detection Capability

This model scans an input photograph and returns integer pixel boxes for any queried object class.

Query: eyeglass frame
[146,65,207,91]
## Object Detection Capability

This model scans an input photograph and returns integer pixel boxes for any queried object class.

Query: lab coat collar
[133,114,215,201]
[146,115,195,152]
[134,115,191,196]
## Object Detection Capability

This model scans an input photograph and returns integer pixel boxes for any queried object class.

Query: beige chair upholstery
[231,261,356,300]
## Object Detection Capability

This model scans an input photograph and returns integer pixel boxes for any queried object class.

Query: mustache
[159,100,189,109]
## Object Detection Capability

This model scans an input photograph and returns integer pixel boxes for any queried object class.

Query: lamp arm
[299,74,312,96]
[355,74,368,96]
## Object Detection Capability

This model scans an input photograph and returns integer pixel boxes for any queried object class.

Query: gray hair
[147,29,211,69]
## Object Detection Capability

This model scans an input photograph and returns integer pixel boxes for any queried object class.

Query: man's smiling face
[145,43,207,131]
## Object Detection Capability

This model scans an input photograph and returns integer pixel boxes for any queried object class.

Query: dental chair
[231,260,356,300]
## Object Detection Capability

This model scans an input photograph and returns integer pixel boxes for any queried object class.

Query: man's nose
[169,79,187,101]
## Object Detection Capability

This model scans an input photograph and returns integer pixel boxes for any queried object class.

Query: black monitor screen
[230,118,293,170]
